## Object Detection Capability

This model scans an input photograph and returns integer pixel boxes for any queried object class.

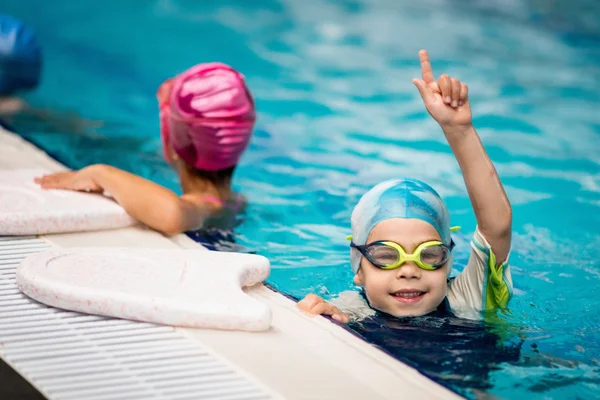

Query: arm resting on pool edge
[34,164,210,235]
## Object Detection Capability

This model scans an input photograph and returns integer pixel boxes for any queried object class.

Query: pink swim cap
[158,62,256,171]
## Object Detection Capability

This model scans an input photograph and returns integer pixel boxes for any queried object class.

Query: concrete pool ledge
[0,126,462,400]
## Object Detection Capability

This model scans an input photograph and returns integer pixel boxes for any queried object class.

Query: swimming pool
[3,0,600,398]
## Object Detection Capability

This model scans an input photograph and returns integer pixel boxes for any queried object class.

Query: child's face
[354,218,449,317]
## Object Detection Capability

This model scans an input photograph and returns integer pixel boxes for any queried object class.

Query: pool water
[2,0,600,398]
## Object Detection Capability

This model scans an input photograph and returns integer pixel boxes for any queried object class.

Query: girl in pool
[298,50,513,322]
[35,62,256,236]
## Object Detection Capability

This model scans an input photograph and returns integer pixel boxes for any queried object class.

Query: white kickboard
[0,168,137,235]
[16,248,272,331]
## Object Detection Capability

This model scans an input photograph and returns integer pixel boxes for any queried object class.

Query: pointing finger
[418,49,435,84]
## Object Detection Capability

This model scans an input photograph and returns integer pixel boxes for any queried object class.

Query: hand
[412,49,472,129]
[34,167,104,193]
[297,294,349,323]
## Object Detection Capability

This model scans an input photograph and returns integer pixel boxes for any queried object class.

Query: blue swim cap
[350,178,452,274]
[0,15,42,95]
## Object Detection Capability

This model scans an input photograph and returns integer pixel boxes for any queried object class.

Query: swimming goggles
[350,240,455,271]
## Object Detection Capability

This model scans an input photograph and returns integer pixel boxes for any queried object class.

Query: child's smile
[390,289,427,304]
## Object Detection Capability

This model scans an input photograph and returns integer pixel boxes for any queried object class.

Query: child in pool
[35,63,256,235]
[298,50,513,322]
[0,15,100,135]
[0,15,41,118]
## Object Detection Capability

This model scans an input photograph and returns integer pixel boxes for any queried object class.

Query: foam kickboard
[0,168,137,235]
[16,247,272,331]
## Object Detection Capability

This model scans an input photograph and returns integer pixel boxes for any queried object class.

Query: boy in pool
[35,63,256,235]
[298,50,513,322]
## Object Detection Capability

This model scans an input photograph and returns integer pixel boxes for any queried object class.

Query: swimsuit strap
[201,196,224,207]
[201,194,245,213]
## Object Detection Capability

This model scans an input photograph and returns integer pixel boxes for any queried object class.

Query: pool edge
[0,126,463,400]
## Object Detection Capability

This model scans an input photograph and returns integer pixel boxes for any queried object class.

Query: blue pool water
[2,0,600,398]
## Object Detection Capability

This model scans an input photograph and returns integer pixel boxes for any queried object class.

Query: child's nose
[395,262,421,279]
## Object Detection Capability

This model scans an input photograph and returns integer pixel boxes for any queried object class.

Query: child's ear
[353,269,364,286]
[166,143,180,161]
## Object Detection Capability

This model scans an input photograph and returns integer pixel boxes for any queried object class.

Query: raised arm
[35,164,209,235]
[412,50,512,263]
